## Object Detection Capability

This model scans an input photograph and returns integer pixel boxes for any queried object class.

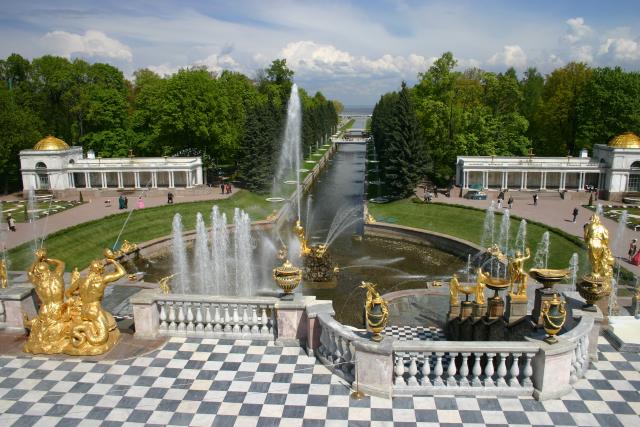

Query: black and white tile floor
[0,335,638,427]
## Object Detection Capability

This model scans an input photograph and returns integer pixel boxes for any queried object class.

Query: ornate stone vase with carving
[541,294,566,344]
[273,260,302,295]
[577,276,611,311]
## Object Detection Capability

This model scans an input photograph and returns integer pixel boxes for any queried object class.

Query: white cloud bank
[564,17,592,44]
[599,38,640,61]
[42,30,133,61]
[487,45,527,69]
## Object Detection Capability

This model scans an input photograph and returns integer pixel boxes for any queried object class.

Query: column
[483,171,488,189]
[541,172,547,190]
[152,172,157,188]
[521,171,527,190]
[117,172,123,188]
[186,171,192,188]
[134,172,140,188]
[463,171,468,189]
[101,172,107,188]
[560,172,566,191]
[85,172,90,188]
[578,172,585,190]
[169,171,174,188]
[503,172,508,190]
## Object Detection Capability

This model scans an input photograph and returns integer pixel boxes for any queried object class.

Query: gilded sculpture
[23,248,126,356]
[0,259,7,288]
[508,247,531,299]
[294,220,311,256]
[360,281,389,342]
[159,274,175,295]
[583,214,615,281]
[449,274,459,306]
[474,268,486,305]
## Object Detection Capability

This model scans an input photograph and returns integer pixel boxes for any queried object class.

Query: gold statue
[449,274,460,306]
[23,248,126,356]
[0,259,7,288]
[294,220,311,256]
[365,213,376,224]
[584,214,615,281]
[159,274,175,295]
[508,248,531,298]
[474,268,486,305]
[24,248,70,354]
[359,281,389,342]
[120,240,138,254]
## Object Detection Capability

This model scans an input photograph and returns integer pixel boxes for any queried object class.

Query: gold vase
[366,297,388,342]
[577,275,611,312]
[541,293,566,344]
[273,260,302,295]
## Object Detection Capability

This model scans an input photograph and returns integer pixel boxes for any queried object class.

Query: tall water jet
[595,203,604,217]
[274,83,302,221]
[533,231,550,268]
[234,208,254,296]
[480,201,496,248]
[27,189,39,251]
[612,209,628,255]
[569,253,579,292]
[498,209,510,254]
[514,219,527,255]
[324,205,362,248]
[210,206,228,295]
[171,214,189,294]
[193,213,210,294]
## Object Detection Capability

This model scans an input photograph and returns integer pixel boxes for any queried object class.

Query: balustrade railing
[156,297,276,339]
[392,341,538,396]
[562,314,593,384]
[316,313,359,383]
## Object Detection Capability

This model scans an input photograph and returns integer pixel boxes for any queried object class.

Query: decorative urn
[529,268,570,289]
[577,276,611,311]
[541,293,567,344]
[366,295,388,342]
[273,260,302,295]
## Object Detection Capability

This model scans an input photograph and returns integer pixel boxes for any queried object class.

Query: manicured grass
[586,205,640,230]
[2,199,84,223]
[368,199,587,270]
[8,190,274,271]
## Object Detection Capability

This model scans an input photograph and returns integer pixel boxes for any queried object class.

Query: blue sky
[1,0,639,104]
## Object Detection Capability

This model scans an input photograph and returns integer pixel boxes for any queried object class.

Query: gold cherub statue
[294,220,311,256]
[508,247,531,299]
[0,259,7,288]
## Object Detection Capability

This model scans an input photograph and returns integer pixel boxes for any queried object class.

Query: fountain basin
[266,197,286,203]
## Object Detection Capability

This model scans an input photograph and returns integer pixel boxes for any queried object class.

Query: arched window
[68,159,75,165]
[631,161,640,169]
[628,161,640,192]
[35,162,49,190]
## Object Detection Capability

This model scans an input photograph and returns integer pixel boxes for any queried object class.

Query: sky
[1,0,639,105]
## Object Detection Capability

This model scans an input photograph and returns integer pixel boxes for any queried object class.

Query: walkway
[0,335,637,427]
[1,188,234,250]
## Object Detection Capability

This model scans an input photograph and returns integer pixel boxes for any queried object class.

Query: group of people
[496,191,514,209]
[629,239,640,265]
[220,183,232,194]
[117,194,145,209]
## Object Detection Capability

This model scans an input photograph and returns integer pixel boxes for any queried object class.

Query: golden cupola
[608,132,640,149]
[33,136,70,151]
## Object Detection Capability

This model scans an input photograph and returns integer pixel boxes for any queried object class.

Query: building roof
[33,136,70,151]
[608,132,640,149]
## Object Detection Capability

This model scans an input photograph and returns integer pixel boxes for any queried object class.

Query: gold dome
[33,135,70,151]
[608,132,640,149]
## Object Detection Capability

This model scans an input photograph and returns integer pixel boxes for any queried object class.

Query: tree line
[0,54,339,193]
[372,51,640,193]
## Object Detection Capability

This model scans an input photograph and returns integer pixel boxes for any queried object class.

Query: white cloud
[487,45,527,69]
[570,45,593,63]
[599,38,640,61]
[42,30,133,61]
[194,53,241,73]
[563,17,592,44]
[146,63,180,76]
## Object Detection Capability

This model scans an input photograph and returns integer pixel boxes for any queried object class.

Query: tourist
[629,239,638,261]
[137,196,144,209]
[226,183,232,194]
[124,196,128,209]
[572,207,579,223]
[167,192,174,204]
[533,193,538,206]
[498,190,505,202]
[434,187,438,198]
[632,247,640,266]
[118,195,125,210]
[508,196,514,209]
[220,183,225,194]
[7,214,16,232]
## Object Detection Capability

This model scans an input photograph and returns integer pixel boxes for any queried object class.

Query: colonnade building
[20,136,203,193]
[456,132,640,201]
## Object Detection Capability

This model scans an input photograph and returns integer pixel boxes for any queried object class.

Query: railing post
[305,301,335,357]
[130,289,160,339]
[354,338,394,398]
[275,295,315,346]
[531,338,575,400]
[0,284,38,332]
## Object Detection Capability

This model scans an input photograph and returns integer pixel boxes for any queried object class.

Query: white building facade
[456,132,640,201]
[20,136,203,192]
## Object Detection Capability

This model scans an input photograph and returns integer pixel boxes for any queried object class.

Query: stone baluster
[333,333,343,366]
[433,353,445,387]
[340,337,352,376]
[204,304,213,334]
[223,305,232,332]
[186,304,195,335]
[496,353,508,387]
[484,353,495,387]
[318,323,328,356]
[232,305,241,333]
[570,344,578,384]
[0,301,5,323]
[394,356,406,386]
[168,302,176,333]
[159,302,168,333]
[260,307,269,334]
[446,353,459,386]
[420,354,431,386]
[522,353,533,387]
[471,352,482,386]
[195,304,204,334]
[251,306,259,334]
[459,353,470,387]
[268,309,275,335]
[508,353,521,387]
[580,335,589,374]
[241,306,250,333]
[407,356,419,386]
[177,303,186,334]
[213,305,222,332]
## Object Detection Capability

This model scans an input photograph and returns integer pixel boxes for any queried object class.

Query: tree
[265,59,294,85]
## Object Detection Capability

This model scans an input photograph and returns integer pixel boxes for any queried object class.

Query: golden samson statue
[23,248,126,356]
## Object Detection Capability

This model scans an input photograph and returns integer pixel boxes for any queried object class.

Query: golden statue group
[23,248,125,355]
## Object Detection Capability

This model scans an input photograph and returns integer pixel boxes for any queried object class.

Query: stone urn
[541,293,566,344]
[577,275,611,312]
[273,260,302,295]
[529,268,570,289]
[366,296,388,342]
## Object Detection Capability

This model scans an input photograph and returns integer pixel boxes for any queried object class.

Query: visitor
[220,183,225,194]
[533,193,538,206]
[7,214,16,232]
[137,196,145,209]
[124,196,128,209]
[508,196,514,209]
[629,239,638,261]
[167,192,174,204]
[572,207,579,223]
[498,190,505,202]
[118,195,125,210]
[226,183,232,194]
[434,187,438,198]
[632,247,640,266]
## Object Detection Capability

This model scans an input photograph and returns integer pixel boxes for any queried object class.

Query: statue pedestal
[448,302,461,320]
[472,302,487,318]
[460,301,473,318]
[487,296,504,318]
[532,287,558,328]
[506,294,528,324]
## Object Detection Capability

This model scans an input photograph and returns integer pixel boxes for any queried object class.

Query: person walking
[220,183,225,194]
[508,196,514,209]
[167,192,174,204]
[629,239,638,261]
[124,196,128,209]
[533,193,538,206]
[7,214,16,232]
[137,196,145,209]
[572,207,579,223]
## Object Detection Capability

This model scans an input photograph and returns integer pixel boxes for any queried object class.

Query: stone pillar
[186,171,192,188]
[117,172,123,189]
[130,289,160,339]
[85,172,90,188]
[0,284,38,333]
[101,172,107,188]
[522,171,527,190]
[506,294,528,324]
[305,301,335,357]
[578,172,584,190]
[134,172,140,188]
[275,295,315,346]
[152,172,158,188]
[483,171,488,189]
[169,171,174,188]
[541,172,547,190]
[448,302,461,320]
[560,172,566,191]
[531,339,575,400]
[353,338,394,398]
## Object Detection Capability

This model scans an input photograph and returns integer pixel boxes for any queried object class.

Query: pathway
[1,188,235,250]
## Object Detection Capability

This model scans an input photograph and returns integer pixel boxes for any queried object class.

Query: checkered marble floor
[383,325,445,341]
[0,336,639,427]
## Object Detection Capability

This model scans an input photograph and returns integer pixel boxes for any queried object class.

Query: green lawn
[586,205,640,230]
[369,199,587,270]
[8,190,274,271]
[2,199,84,223]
